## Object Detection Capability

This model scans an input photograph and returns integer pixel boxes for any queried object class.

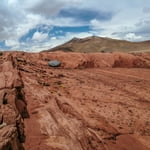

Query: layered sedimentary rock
[0,54,28,150]
[0,51,150,150]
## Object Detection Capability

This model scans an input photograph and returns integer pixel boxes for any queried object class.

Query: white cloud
[125,33,142,41]
[18,31,93,52]
[0,0,150,51]
[32,31,48,41]
[50,37,57,40]
[5,39,19,47]
[8,0,18,6]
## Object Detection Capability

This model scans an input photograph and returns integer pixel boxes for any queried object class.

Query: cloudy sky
[0,0,150,51]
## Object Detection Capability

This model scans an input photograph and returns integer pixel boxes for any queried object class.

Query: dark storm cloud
[25,0,64,16]
[143,7,150,13]
[58,8,114,22]
[134,19,150,39]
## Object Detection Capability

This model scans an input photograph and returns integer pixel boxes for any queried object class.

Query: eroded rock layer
[0,54,28,150]
[0,51,150,150]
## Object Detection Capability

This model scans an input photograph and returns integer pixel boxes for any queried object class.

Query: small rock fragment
[48,60,61,67]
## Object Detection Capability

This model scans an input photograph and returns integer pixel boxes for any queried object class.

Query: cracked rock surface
[0,51,150,150]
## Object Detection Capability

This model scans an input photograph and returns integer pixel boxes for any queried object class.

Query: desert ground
[0,51,150,150]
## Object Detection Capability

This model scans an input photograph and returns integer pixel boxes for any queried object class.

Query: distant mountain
[46,36,150,53]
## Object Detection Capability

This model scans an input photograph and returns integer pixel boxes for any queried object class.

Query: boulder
[48,60,61,67]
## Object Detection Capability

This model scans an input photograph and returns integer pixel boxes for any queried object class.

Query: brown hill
[0,51,150,150]
[47,36,150,53]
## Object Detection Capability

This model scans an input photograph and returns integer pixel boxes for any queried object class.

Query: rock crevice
[0,55,29,150]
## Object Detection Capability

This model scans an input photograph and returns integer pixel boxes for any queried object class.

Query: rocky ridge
[47,36,150,53]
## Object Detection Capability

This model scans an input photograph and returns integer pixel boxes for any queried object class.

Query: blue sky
[0,0,150,51]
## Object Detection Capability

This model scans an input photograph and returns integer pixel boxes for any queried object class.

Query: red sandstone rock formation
[0,51,150,150]
[0,54,28,150]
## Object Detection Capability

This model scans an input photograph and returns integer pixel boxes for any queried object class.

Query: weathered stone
[0,125,20,150]
[0,57,27,150]
[48,60,61,67]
